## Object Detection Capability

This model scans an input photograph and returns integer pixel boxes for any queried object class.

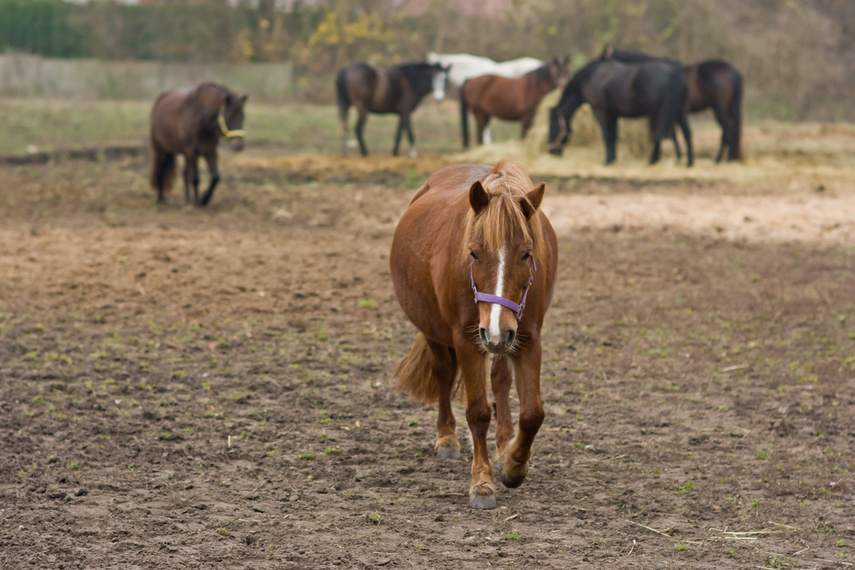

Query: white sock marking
[488,247,506,341]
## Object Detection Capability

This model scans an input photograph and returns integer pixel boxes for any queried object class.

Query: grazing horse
[461,57,569,147]
[683,60,743,162]
[601,48,743,162]
[390,159,558,509]
[149,82,247,207]
[335,62,449,157]
[547,57,693,166]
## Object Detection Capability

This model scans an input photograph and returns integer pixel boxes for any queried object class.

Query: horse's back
[690,60,741,112]
[407,163,492,208]
[150,89,189,148]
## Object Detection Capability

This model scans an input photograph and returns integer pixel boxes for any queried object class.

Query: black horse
[336,62,449,157]
[547,57,693,166]
[149,82,247,207]
[601,48,742,162]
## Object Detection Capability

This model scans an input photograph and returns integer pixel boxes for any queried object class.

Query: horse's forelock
[465,160,545,260]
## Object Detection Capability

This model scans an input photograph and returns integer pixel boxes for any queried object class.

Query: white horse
[427,52,546,143]
[427,52,544,87]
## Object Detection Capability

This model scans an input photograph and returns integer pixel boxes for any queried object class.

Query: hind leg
[355,109,369,157]
[199,152,220,207]
[427,340,460,459]
[474,112,490,145]
[183,153,200,206]
[152,149,171,204]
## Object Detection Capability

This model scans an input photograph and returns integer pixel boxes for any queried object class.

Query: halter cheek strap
[218,113,246,140]
[470,256,537,321]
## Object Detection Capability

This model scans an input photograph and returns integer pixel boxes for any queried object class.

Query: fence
[0,54,293,102]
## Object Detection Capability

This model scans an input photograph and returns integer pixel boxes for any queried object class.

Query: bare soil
[1,132,854,569]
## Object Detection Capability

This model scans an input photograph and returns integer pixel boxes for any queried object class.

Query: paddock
[1,99,854,568]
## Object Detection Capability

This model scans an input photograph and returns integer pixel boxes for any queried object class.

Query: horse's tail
[659,65,685,138]
[460,79,470,148]
[394,333,457,404]
[729,68,743,161]
[335,67,350,148]
[149,142,176,196]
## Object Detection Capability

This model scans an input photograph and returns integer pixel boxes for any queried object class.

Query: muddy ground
[1,130,854,569]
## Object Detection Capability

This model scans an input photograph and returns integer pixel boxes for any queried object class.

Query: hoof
[500,458,529,489]
[437,446,461,460]
[469,481,497,510]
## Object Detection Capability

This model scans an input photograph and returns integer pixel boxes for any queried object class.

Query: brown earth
[1,131,854,569]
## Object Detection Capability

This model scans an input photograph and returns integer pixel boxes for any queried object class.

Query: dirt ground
[1,128,854,569]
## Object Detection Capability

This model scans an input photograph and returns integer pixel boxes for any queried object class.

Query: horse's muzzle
[229,138,245,152]
[479,327,516,354]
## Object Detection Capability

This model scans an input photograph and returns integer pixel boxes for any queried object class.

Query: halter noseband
[469,256,537,321]
[218,113,246,140]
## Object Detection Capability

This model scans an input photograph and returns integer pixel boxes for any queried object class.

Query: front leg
[500,341,545,489]
[491,355,515,457]
[455,340,494,509]
[199,152,220,207]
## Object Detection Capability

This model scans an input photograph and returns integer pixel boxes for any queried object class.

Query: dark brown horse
[547,57,693,166]
[601,48,743,162]
[460,57,569,147]
[683,60,743,162]
[149,82,247,207]
[335,62,449,157]
[390,159,558,509]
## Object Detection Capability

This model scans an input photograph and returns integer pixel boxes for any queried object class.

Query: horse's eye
[469,250,478,260]
[522,252,531,261]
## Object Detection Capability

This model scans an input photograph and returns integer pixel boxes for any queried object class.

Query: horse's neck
[558,88,584,119]
[194,84,226,112]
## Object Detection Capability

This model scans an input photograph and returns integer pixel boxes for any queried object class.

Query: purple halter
[469,256,537,321]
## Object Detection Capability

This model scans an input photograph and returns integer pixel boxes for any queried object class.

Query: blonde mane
[464,159,546,261]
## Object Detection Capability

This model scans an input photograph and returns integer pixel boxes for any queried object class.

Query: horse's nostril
[504,329,516,348]
[479,327,488,345]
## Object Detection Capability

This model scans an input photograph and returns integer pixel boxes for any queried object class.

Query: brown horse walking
[149,82,247,207]
[460,58,569,147]
[390,159,558,509]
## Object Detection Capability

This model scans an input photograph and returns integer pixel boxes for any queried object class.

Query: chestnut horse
[461,57,569,147]
[335,62,449,157]
[601,48,743,162]
[390,159,558,509]
[149,82,247,207]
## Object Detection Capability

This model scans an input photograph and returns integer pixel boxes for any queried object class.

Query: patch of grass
[505,532,521,540]
[768,554,793,567]
[299,452,316,460]
[366,512,381,525]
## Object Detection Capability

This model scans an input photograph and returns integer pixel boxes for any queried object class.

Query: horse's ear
[469,181,489,215]
[521,183,545,220]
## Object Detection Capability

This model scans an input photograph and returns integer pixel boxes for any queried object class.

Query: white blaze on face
[488,247,507,341]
